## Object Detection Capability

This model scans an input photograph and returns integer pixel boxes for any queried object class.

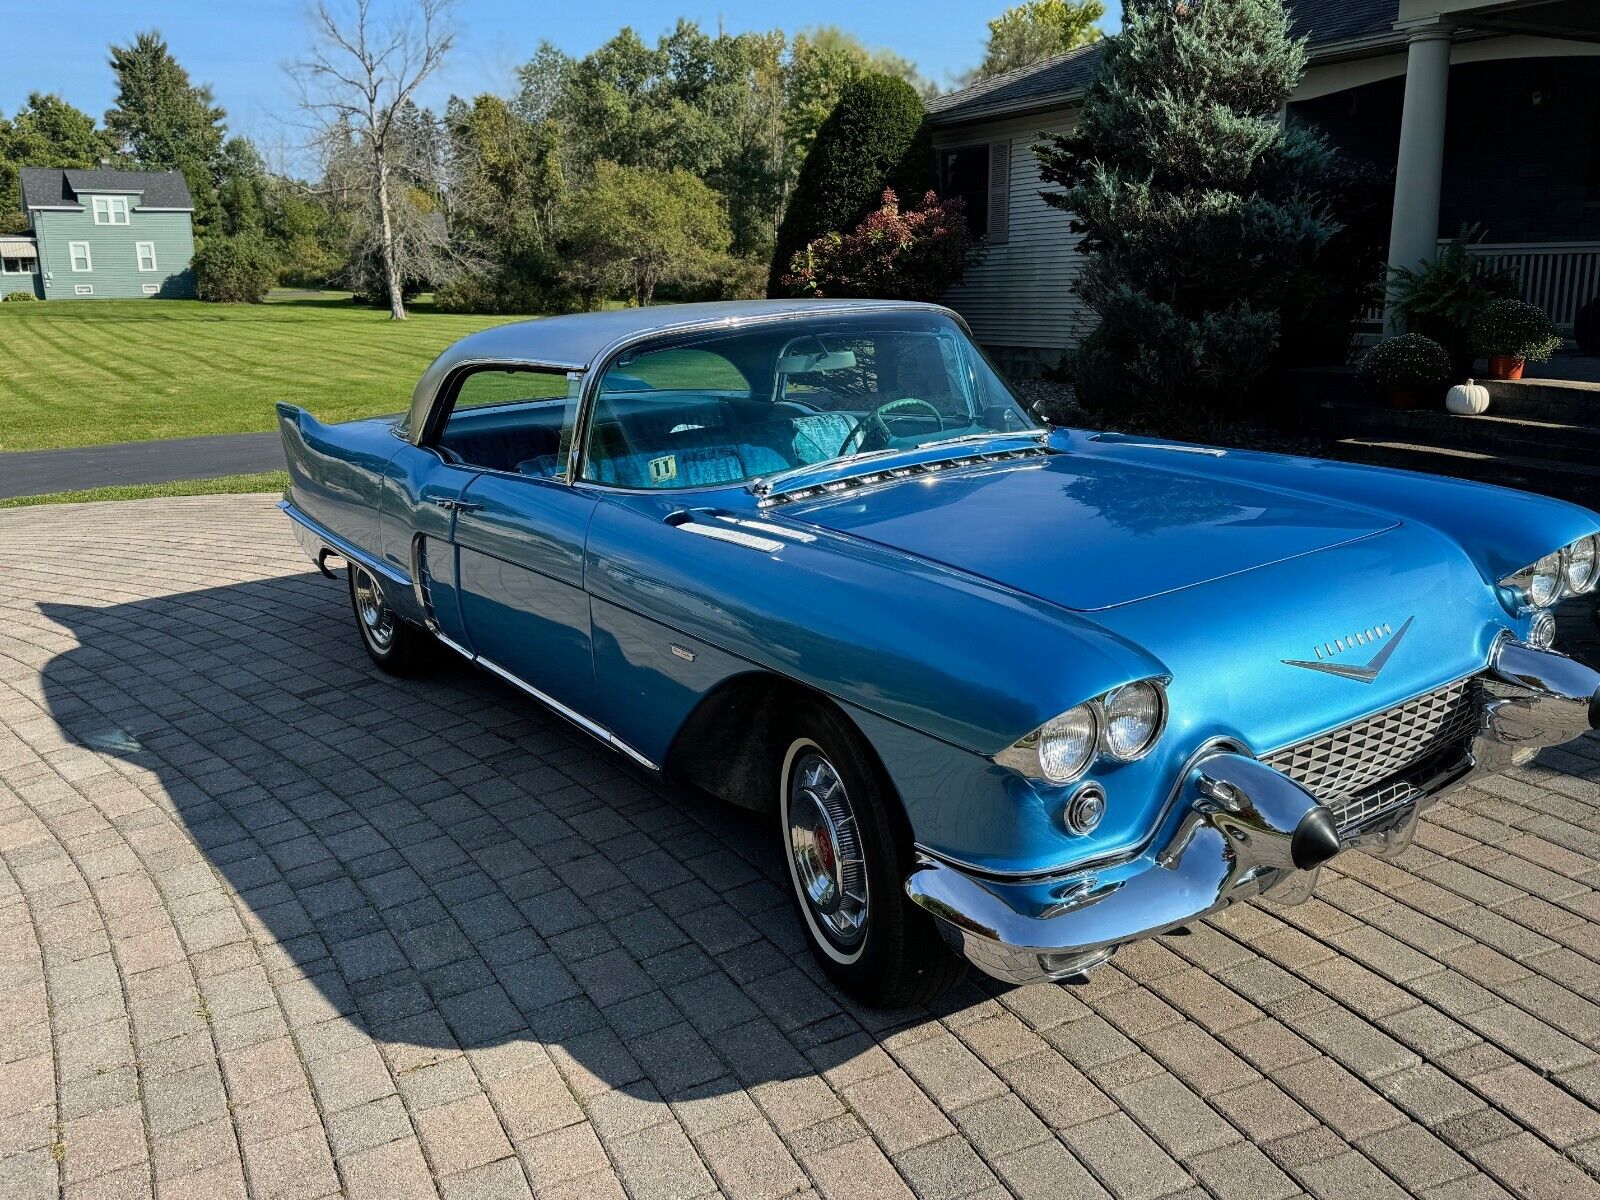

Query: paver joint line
[1,493,1599,1199]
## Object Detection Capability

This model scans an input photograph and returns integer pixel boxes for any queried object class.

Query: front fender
[584,490,1165,757]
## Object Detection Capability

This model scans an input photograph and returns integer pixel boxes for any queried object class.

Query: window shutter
[987,140,1011,244]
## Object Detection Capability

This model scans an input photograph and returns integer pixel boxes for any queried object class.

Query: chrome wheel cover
[352,567,396,652]
[786,751,868,950]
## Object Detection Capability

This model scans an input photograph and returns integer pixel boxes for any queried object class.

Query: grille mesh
[1262,678,1482,827]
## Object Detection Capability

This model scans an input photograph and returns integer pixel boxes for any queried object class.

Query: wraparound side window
[69,242,92,272]
[136,242,157,272]
[431,366,581,480]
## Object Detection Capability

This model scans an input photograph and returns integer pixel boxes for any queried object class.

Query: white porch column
[1384,24,1455,333]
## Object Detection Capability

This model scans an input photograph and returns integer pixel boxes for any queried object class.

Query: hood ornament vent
[1283,617,1413,683]
[758,444,1046,508]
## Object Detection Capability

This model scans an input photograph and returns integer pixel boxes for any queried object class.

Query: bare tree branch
[291,0,456,318]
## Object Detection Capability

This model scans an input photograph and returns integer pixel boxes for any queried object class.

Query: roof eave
[926,30,1412,127]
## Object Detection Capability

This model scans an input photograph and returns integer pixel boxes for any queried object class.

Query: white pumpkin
[1445,379,1490,415]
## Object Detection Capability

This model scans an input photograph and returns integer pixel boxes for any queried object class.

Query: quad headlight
[1503,535,1600,610]
[995,678,1168,784]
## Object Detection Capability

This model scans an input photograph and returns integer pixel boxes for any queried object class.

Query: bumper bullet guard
[906,638,1600,985]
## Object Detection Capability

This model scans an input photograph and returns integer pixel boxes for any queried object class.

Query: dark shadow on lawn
[38,567,1000,1102]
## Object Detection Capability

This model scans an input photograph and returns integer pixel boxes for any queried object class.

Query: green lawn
[0,471,289,508]
[0,292,528,452]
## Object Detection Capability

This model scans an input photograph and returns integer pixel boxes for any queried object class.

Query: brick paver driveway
[4,495,1600,1200]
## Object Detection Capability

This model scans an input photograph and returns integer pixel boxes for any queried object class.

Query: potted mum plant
[1358,333,1453,409]
[1471,298,1562,380]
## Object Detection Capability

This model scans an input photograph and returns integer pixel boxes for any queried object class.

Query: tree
[1034,0,1341,416]
[193,232,277,302]
[965,2,1104,82]
[438,93,566,312]
[560,161,731,307]
[296,0,455,319]
[769,73,935,296]
[105,32,228,233]
[782,28,931,178]
[782,189,977,302]
[0,94,114,233]
[216,136,268,236]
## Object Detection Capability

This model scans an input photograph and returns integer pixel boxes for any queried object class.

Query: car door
[431,368,601,716]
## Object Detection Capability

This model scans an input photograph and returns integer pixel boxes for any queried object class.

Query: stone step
[1480,377,1600,425]
[1332,438,1600,508]
[1313,402,1600,466]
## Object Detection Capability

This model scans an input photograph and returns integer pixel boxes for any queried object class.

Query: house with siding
[7,167,196,300]
[927,0,1600,374]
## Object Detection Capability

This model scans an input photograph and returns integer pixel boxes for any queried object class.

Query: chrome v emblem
[1283,616,1414,683]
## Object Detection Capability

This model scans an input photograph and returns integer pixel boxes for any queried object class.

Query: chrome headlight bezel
[1502,535,1600,610]
[1101,680,1168,762]
[1563,534,1598,594]
[994,678,1169,784]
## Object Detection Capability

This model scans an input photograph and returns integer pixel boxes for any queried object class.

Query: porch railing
[1363,240,1600,335]
[1468,241,1600,334]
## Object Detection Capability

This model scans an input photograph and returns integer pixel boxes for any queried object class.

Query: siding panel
[935,113,1089,359]
[35,208,195,300]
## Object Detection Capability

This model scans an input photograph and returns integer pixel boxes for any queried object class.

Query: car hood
[782,450,1400,611]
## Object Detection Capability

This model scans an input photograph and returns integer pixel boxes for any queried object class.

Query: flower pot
[1384,385,1431,410]
[1488,354,1525,381]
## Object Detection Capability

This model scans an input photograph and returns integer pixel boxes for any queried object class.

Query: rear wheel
[347,563,433,675]
[779,698,966,1008]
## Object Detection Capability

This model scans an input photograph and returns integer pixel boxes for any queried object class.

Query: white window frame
[74,284,94,295]
[91,196,130,225]
[141,283,160,294]
[136,241,158,272]
[68,241,92,272]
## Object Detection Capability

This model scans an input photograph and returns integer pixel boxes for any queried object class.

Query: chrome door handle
[431,498,482,512]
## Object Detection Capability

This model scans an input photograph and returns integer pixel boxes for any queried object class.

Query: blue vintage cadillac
[279,300,1600,1007]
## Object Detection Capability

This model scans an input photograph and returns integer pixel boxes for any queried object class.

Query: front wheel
[779,700,966,1008]
[347,563,433,675]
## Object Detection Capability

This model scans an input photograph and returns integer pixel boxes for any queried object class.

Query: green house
[9,167,197,300]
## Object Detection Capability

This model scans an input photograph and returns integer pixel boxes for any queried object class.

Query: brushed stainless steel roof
[405,298,956,437]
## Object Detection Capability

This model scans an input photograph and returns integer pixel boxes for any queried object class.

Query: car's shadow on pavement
[36,567,1002,1103]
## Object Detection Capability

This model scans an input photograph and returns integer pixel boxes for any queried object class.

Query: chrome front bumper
[907,639,1600,986]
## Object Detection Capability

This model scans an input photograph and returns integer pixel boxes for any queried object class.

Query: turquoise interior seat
[790,412,854,465]
[587,441,790,488]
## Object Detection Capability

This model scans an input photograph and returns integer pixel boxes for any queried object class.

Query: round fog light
[1063,783,1106,836]
[1530,610,1557,649]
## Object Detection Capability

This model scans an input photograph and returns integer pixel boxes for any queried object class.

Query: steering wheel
[840,397,944,455]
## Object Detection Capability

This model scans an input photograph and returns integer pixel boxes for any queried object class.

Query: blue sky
[6,1,1121,168]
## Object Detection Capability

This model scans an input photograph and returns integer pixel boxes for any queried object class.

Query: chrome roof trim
[406,299,961,441]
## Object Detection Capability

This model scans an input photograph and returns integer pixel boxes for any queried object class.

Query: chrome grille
[1262,678,1482,827]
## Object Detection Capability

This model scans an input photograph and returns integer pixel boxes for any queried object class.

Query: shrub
[1387,227,1518,372]
[1358,333,1452,390]
[769,73,934,296]
[1034,0,1342,417]
[193,234,277,303]
[781,189,976,302]
[1471,299,1561,363]
[2,290,38,302]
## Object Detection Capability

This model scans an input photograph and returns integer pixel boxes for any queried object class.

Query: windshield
[580,310,1040,490]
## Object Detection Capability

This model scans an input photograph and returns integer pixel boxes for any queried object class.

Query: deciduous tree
[0,94,113,233]
[560,161,731,307]
[295,0,455,319]
[965,1,1104,83]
